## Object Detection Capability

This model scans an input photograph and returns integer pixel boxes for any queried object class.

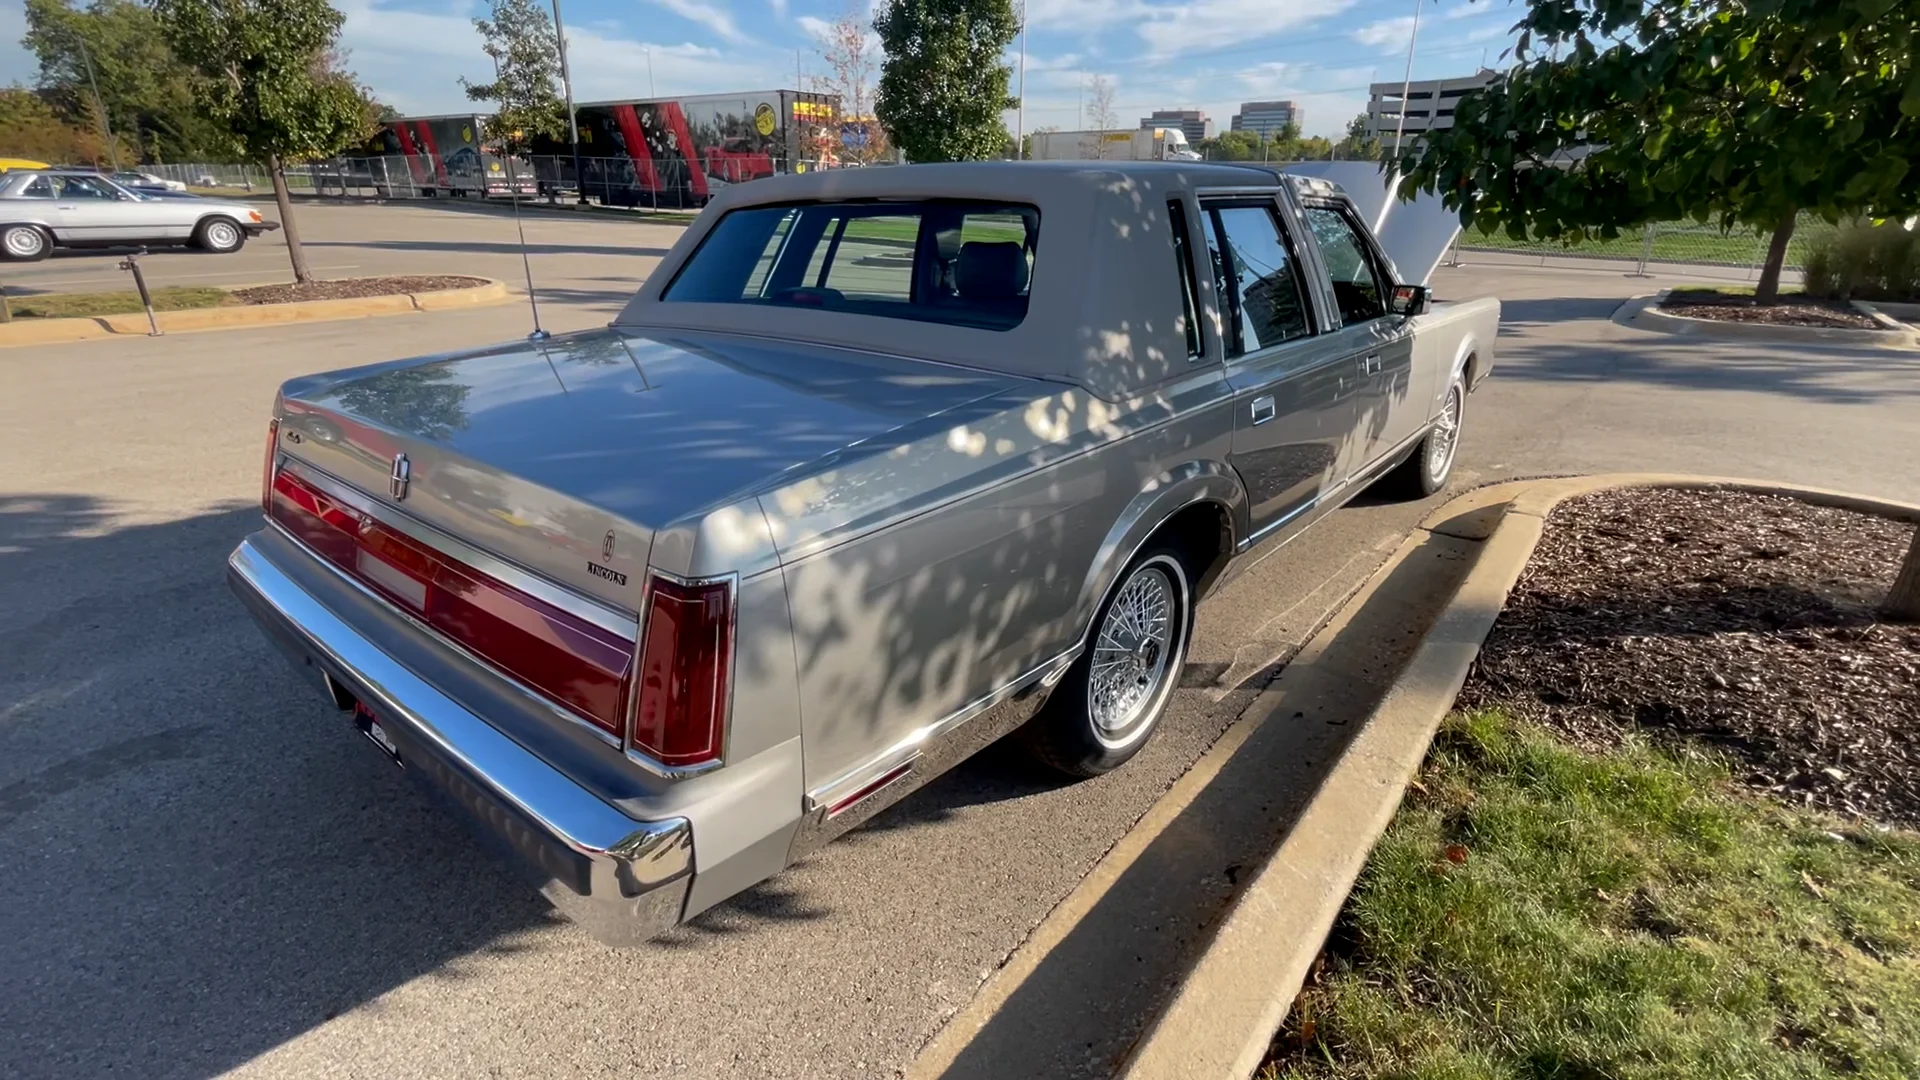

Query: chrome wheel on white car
[194,217,245,253]
[2,224,49,262]
[1021,546,1192,777]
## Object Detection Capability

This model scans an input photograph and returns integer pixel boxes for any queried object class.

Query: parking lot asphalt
[1,197,683,321]
[1,203,1913,1079]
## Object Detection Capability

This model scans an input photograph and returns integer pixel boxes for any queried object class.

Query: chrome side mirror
[1389,283,1431,317]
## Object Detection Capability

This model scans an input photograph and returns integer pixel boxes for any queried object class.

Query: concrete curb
[1614,289,1920,348]
[0,279,509,349]
[1108,473,1920,1080]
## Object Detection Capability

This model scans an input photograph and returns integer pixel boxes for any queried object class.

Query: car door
[1199,195,1357,543]
[50,175,145,243]
[1299,202,1420,468]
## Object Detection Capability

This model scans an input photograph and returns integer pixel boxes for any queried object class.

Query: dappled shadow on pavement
[1495,332,1920,406]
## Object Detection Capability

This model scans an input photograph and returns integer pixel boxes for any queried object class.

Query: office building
[1229,100,1303,139]
[1366,69,1500,151]
[1138,109,1214,145]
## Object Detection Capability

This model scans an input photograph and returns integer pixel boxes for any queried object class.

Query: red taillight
[262,418,280,513]
[630,576,733,767]
[267,468,633,737]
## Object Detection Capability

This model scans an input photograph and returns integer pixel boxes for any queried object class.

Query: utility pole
[1391,0,1424,161]
[645,46,656,98]
[549,0,587,204]
[1014,1,1026,159]
[71,30,119,168]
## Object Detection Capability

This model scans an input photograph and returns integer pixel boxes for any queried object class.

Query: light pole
[548,0,587,204]
[1014,1,1026,159]
[1390,0,1424,161]
[69,29,118,168]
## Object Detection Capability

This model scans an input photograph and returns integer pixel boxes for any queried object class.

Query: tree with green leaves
[155,0,378,283]
[1336,112,1379,161]
[1401,0,1920,302]
[0,86,103,163]
[874,0,1019,162]
[23,0,234,164]
[461,0,565,154]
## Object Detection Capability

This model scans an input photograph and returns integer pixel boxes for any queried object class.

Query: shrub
[1802,219,1920,301]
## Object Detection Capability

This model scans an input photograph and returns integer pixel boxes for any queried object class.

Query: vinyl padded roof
[614,161,1297,400]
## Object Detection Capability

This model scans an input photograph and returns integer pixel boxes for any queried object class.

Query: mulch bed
[229,276,487,305]
[1660,288,1883,330]
[1459,487,1920,826]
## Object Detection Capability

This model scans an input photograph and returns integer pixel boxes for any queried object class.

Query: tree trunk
[1888,526,1920,622]
[268,154,312,285]
[1754,214,1797,303]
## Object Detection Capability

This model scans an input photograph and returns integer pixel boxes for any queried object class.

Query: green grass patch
[1265,709,1920,1080]
[1459,217,1840,270]
[7,286,234,319]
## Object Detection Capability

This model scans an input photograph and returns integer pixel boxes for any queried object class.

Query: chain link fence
[1455,214,1840,277]
[150,154,860,209]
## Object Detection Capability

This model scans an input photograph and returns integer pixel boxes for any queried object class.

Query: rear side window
[20,176,53,198]
[664,200,1039,331]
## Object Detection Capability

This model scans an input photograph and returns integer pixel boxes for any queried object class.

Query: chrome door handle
[1361,354,1382,375]
[1249,395,1276,425]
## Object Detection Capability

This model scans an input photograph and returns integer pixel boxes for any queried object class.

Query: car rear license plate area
[352,700,404,767]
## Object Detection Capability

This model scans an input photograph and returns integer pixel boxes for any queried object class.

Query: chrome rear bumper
[227,533,693,944]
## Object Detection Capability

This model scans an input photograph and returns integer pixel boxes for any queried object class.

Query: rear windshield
[663,200,1039,331]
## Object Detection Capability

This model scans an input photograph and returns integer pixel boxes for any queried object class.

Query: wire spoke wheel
[1428,385,1461,485]
[1087,564,1176,737]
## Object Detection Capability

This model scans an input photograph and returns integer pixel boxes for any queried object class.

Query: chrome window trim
[279,457,640,639]
[621,566,737,781]
[804,646,1078,814]
[265,517,626,751]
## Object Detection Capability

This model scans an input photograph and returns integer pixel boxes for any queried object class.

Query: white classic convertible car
[230,161,1499,942]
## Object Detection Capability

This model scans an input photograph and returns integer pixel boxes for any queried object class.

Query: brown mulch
[229,276,487,305]
[1661,288,1883,330]
[1459,487,1920,826]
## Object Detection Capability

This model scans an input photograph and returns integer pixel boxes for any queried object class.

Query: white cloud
[1024,0,1149,32]
[334,0,760,114]
[770,0,788,15]
[1353,15,1417,51]
[1446,0,1498,19]
[1134,0,1360,57]
[646,0,749,45]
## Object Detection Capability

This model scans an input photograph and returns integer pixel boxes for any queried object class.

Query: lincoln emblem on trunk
[603,531,616,560]
[389,453,410,500]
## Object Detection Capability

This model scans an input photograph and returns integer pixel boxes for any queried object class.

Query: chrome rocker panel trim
[228,534,694,945]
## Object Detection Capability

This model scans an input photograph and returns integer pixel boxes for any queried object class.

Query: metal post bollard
[1631,224,1656,277]
[119,248,163,336]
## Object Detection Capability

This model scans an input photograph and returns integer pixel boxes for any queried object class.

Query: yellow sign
[461,124,474,143]
[754,103,777,136]
[793,100,835,120]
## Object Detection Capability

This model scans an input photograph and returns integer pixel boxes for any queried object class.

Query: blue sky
[0,0,1519,141]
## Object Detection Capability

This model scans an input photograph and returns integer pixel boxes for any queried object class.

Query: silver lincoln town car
[229,161,1499,942]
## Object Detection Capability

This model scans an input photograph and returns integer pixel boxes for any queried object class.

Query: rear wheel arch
[1073,461,1247,636]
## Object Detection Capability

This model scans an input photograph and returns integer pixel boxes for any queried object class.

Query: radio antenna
[505,152,549,341]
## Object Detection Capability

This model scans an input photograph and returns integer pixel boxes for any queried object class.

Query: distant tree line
[14,0,384,167]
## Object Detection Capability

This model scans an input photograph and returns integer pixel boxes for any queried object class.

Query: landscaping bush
[1802,220,1920,301]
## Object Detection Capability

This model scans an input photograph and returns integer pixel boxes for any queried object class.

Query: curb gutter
[1614,289,1920,348]
[0,278,510,349]
[1111,473,1920,1080]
